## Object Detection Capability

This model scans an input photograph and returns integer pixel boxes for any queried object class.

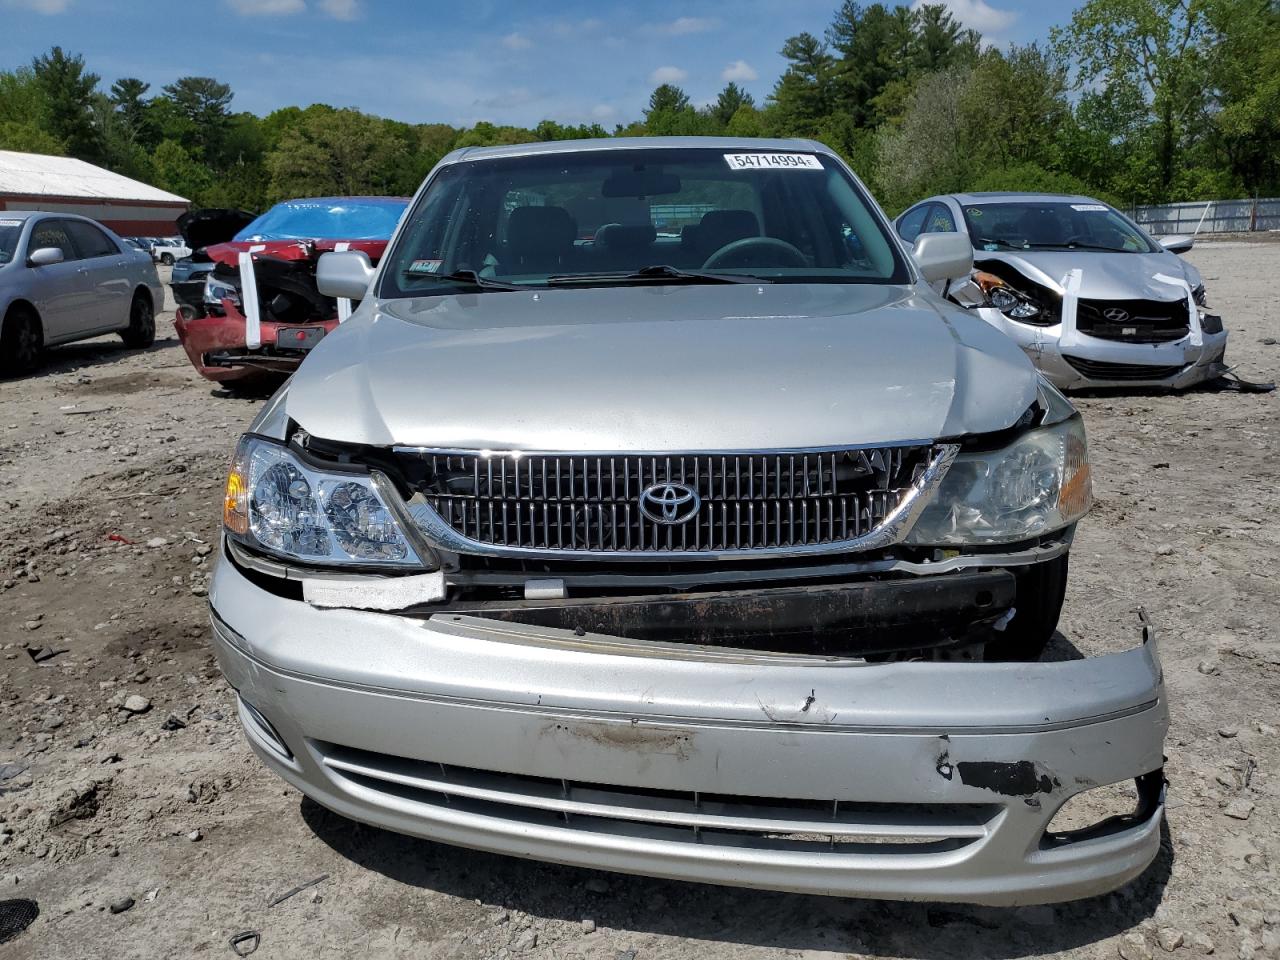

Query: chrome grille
[401,446,942,555]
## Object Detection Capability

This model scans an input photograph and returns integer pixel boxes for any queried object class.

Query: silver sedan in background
[896,193,1227,390]
[0,211,164,376]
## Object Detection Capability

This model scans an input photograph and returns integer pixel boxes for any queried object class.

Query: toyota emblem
[639,482,701,525]
[1102,307,1130,323]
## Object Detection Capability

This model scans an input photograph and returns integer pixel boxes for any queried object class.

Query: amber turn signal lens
[224,446,249,535]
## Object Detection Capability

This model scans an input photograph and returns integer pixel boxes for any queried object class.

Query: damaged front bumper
[979,307,1228,391]
[173,305,338,383]
[209,552,1168,906]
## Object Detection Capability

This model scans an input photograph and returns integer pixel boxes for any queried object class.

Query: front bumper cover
[209,555,1168,906]
[977,307,1228,390]
[173,306,338,383]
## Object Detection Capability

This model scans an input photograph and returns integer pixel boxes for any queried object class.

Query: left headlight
[223,434,426,568]
[973,271,1048,324]
[906,415,1092,546]
[203,275,240,308]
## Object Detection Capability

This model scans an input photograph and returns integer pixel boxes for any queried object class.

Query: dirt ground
[0,246,1277,960]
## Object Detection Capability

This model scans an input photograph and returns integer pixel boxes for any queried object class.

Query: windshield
[234,198,409,242]
[962,201,1156,254]
[381,147,908,297]
[0,220,24,265]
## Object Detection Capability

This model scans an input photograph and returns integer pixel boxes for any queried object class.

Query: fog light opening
[1042,770,1163,846]
[239,697,293,760]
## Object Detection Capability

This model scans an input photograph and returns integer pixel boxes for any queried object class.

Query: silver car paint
[903,193,1226,389]
[211,554,1166,906]
[0,211,164,347]
[218,140,1166,904]
[285,283,1037,451]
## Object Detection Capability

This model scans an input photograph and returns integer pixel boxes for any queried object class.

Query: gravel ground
[0,247,1277,960]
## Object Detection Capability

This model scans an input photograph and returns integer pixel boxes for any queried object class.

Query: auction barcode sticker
[1070,203,1108,212]
[724,153,823,171]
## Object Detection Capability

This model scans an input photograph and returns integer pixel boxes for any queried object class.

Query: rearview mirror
[28,247,65,267]
[602,169,681,198]
[317,250,376,299]
[912,233,973,284]
[1159,234,1194,254]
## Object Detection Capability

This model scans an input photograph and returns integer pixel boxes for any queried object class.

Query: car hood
[177,208,258,251]
[284,283,1039,451]
[974,249,1201,300]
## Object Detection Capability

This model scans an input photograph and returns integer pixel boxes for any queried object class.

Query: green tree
[710,83,755,128]
[875,66,976,210]
[1205,0,1280,195]
[151,139,213,202]
[1053,0,1212,199]
[109,77,151,142]
[266,107,410,201]
[642,85,705,136]
[30,47,102,161]
[769,32,835,136]
[161,76,234,161]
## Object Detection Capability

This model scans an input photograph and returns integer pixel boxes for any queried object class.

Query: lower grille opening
[421,569,1016,658]
[1063,356,1188,382]
[316,742,998,856]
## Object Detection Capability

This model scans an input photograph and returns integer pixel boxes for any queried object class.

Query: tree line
[1,0,1276,216]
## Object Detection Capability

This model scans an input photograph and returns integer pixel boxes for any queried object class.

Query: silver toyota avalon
[896,192,1226,389]
[209,138,1167,905]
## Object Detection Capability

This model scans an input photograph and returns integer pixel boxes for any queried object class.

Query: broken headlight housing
[973,271,1046,323]
[203,276,240,309]
[906,414,1092,546]
[223,435,425,568]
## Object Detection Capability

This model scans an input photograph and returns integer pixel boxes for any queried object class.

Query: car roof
[438,136,829,165]
[945,191,1103,206]
[271,196,411,205]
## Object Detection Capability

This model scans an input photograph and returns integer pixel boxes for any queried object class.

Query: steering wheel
[702,236,808,271]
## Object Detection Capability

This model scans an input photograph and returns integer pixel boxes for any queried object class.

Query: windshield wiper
[1021,242,1128,253]
[402,268,526,291]
[547,264,767,285]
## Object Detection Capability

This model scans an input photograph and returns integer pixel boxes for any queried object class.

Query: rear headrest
[506,206,576,254]
[595,222,657,250]
[699,209,760,244]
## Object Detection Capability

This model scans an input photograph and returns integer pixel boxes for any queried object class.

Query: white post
[1193,200,1213,236]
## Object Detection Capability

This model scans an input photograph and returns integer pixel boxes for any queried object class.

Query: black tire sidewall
[0,308,41,376]
[122,296,155,349]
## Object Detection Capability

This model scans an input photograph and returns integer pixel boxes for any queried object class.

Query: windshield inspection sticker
[407,259,443,275]
[1070,203,1109,212]
[724,153,823,171]
[0,219,23,227]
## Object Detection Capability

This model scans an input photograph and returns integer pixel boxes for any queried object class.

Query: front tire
[985,554,1069,662]
[0,305,43,377]
[121,294,155,349]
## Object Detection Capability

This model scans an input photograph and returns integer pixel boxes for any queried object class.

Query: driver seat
[694,209,760,261]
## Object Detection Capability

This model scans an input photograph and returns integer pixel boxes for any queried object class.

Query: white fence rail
[1129,198,1280,236]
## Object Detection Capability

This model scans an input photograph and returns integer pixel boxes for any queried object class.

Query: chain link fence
[1128,198,1280,235]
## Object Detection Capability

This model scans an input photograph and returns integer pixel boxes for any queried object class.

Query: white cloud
[910,0,1017,35]
[649,65,688,85]
[590,103,616,120]
[225,0,304,14]
[660,16,717,35]
[501,32,532,50]
[318,0,359,19]
[721,60,758,83]
[3,0,72,12]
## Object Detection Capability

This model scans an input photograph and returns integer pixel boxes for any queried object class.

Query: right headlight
[906,415,1092,546]
[223,434,427,568]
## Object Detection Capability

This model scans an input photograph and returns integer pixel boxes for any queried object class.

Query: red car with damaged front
[171,197,409,385]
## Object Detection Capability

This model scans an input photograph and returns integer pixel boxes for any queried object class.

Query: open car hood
[177,208,258,251]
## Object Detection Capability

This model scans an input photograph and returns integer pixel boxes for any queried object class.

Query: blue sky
[1,0,1083,127]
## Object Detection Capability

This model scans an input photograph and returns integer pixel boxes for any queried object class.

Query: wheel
[120,293,155,349]
[161,253,174,265]
[984,554,1069,662]
[0,305,43,377]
